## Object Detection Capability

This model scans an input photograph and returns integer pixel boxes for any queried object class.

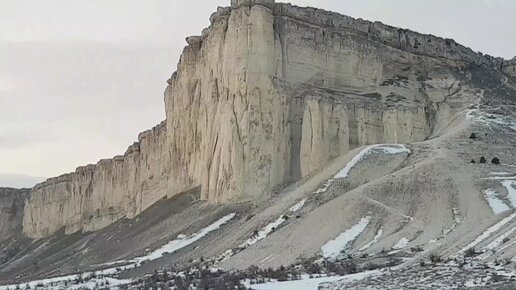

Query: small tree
[470,159,476,164]
[480,156,487,164]
[492,157,500,165]
[469,133,477,139]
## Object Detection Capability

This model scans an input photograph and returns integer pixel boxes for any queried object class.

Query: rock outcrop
[23,122,169,238]
[503,57,516,78]
[21,0,516,238]
[0,188,30,242]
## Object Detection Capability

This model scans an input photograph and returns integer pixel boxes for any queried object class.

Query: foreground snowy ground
[324,259,516,289]
[245,271,381,290]
[0,214,237,290]
[4,136,516,289]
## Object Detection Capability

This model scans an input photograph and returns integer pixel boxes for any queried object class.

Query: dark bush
[363,262,381,270]
[464,248,478,257]
[387,258,399,267]
[306,263,321,274]
[411,246,424,252]
[492,274,504,283]
[492,157,500,165]
[469,133,477,139]
[480,156,487,164]
[471,159,476,164]
[429,253,442,263]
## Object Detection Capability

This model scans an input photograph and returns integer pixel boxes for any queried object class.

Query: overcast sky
[1,0,515,188]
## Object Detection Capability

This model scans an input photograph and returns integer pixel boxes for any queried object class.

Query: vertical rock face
[23,122,169,238]
[165,2,291,201]
[161,0,480,200]
[0,188,29,241]
[503,57,516,78]
[21,0,516,238]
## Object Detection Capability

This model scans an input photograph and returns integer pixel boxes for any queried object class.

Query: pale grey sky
[0,0,515,188]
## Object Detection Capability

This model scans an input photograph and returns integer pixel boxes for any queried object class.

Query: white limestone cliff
[20,0,516,239]
[23,122,169,238]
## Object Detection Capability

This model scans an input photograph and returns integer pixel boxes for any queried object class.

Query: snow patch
[135,213,235,262]
[67,277,132,290]
[392,237,409,250]
[241,196,309,248]
[467,110,516,131]
[321,216,371,259]
[427,239,439,245]
[289,198,307,212]
[498,240,516,255]
[247,270,381,290]
[490,172,512,176]
[0,273,132,290]
[314,180,334,194]
[359,228,383,251]
[95,259,129,267]
[482,176,516,180]
[484,189,510,214]
[377,145,411,155]
[502,180,516,206]
[457,211,516,255]
[334,144,409,179]
[484,226,516,251]
[0,274,80,290]
[465,108,477,120]
[245,198,308,247]
[452,207,462,224]
[217,199,310,264]
[464,277,490,288]
[242,216,287,248]
[442,207,462,235]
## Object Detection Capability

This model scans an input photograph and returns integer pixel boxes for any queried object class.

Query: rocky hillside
[503,57,516,78]
[23,122,169,238]
[19,0,516,240]
[2,1,516,288]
